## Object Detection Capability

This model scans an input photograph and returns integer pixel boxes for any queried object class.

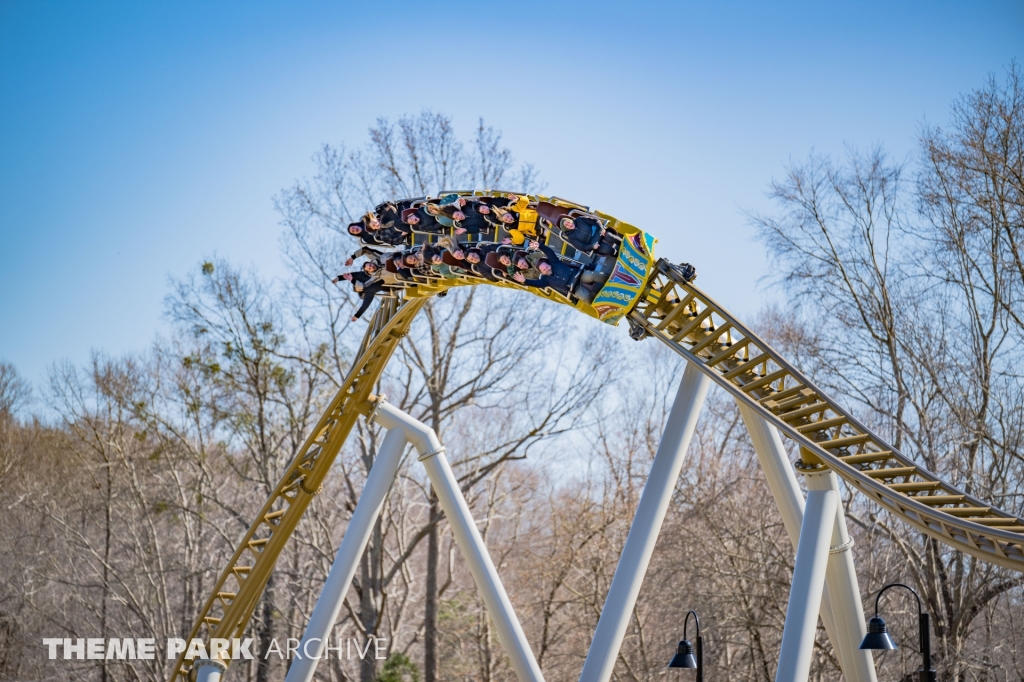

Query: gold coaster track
[171,203,1023,680]
[171,295,430,681]
[630,260,1024,571]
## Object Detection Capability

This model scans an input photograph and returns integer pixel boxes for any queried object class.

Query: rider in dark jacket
[558,216,615,255]
[521,244,581,296]
[333,262,386,320]
[375,200,413,228]
[456,200,496,242]
[374,200,416,242]
[403,206,445,233]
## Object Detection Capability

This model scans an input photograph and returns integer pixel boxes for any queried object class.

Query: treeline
[1,67,1023,682]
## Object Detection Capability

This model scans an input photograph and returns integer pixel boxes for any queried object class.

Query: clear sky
[1,1,1021,389]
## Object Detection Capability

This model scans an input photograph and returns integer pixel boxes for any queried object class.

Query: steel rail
[170,296,430,681]
[629,260,1024,571]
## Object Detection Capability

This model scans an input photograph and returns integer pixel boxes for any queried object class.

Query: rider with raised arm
[507,251,540,284]
[518,243,581,295]
[344,245,391,267]
[332,260,386,321]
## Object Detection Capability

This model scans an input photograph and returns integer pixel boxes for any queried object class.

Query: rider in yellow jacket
[496,194,540,245]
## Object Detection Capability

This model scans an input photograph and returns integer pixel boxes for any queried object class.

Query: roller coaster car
[583,226,657,325]
[375,191,659,326]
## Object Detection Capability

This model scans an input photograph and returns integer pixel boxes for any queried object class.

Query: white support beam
[738,402,876,682]
[775,489,837,682]
[579,362,711,682]
[287,426,409,682]
[803,465,875,682]
[373,401,545,682]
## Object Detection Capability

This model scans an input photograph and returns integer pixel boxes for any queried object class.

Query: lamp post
[859,583,936,682]
[668,610,703,682]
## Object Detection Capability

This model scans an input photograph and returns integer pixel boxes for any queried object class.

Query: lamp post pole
[859,583,936,682]
[668,610,704,682]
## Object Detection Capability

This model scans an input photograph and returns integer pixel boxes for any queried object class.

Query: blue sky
[1,1,1021,389]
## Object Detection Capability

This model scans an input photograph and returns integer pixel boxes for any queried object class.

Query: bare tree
[0,361,33,486]
[274,110,567,682]
[165,259,333,682]
[751,65,1024,681]
[0,361,31,418]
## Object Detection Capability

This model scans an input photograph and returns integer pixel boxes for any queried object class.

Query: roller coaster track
[631,261,1024,568]
[171,296,427,680]
[171,212,1024,682]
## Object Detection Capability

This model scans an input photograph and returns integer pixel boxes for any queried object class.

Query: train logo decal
[628,231,654,258]
[608,264,641,287]
[591,229,656,322]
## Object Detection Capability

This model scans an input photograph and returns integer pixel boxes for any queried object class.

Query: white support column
[373,401,545,682]
[737,403,876,682]
[775,489,837,682]
[193,659,226,682]
[803,465,875,682]
[579,362,711,682]
[286,426,409,682]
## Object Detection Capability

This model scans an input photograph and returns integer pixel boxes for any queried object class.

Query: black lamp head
[860,616,898,650]
[668,639,698,669]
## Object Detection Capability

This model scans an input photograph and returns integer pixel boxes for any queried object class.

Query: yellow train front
[582,210,658,325]
[386,191,658,325]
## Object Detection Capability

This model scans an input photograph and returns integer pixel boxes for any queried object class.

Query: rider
[454,199,494,242]
[403,205,445,233]
[423,202,467,234]
[346,222,406,248]
[332,260,386,321]
[493,194,541,246]
[558,215,615,256]
[464,245,501,282]
[509,251,541,284]
[519,244,581,296]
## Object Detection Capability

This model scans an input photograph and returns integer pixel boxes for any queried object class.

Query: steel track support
[373,401,546,682]
[775,489,837,682]
[803,461,875,682]
[579,362,711,682]
[193,659,227,682]
[286,426,409,682]
[737,403,876,682]
[288,400,544,682]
